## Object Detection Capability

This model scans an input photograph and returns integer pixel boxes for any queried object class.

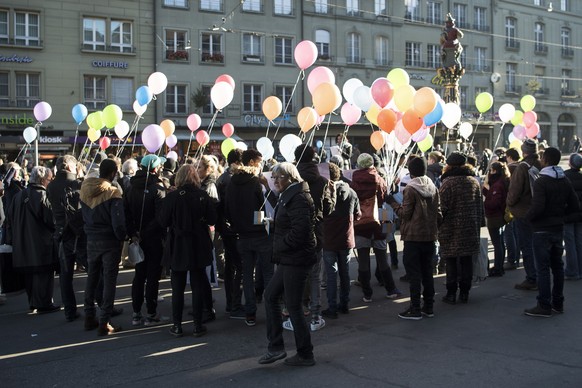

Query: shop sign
[91,60,128,69]
[0,54,33,63]
[0,113,35,125]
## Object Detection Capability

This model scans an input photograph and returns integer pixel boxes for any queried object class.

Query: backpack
[521,161,540,196]
[61,187,84,236]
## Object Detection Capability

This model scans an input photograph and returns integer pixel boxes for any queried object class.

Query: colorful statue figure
[440,13,464,69]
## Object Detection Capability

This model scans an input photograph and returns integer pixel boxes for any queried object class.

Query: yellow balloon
[387,68,410,88]
[297,107,318,133]
[511,110,524,126]
[312,82,341,116]
[509,139,523,150]
[520,95,536,112]
[365,103,381,126]
[394,85,416,112]
[417,134,434,152]
[87,127,101,142]
[262,96,283,121]
[160,119,175,137]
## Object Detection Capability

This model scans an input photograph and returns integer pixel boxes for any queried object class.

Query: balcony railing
[534,44,548,54]
[505,39,520,50]
[242,54,262,63]
[534,87,549,96]
[201,52,224,63]
[561,89,578,98]
[473,24,490,32]
[505,85,521,94]
[404,12,423,22]
[405,60,424,68]
[562,47,574,58]
[375,59,392,66]
[317,54,332,61]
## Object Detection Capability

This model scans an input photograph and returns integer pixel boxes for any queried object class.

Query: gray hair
[272,162,303,183]
[56,154,78,171]
[122,158,138,176]
[29,166,52,184]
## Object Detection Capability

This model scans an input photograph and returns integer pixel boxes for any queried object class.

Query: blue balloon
[135,85,153,106]
[71,103,88,125]
[424,99,444,127]
[316,140,323,149]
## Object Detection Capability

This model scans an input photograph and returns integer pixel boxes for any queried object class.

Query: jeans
[514,217,536,283]
[222,234,242,311]
[84,240,122,324]
[59,237,80,318]
[403,241,435,310]
[445,256,473,294]
[308,250,322,317]
[237,235,274,316]
[131,238,163,315]
[356,246,396,298]
[532,231,565,310]
[323,249,350,312]
[264,264,313,359]
[487,225,505,273]
[171,268,205,324]
[504,220,519,266]
[563,222,582,279]
[388,239,398,266]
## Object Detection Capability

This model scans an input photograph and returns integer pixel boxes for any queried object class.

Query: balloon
[222,123,234,138]
[340,103,361,126]
[23,126,37,144]
[99,136,111,151]
[187,113,202,132]
[262,145,275,160]
[513,125,526,140]
[102,104,123,128]
[353,85,373,112]
[413,87,438,116]
[509,139,523,150]
[370,131,385,151]
[378,109,397,133]
[365,103,381,126]
[418,134,434,152]
[165,134,178,148]
[196,130,210,146]
[215,74,235,90]
[387,68,410,88]
[87,128,101,143]
[221,138,237,158]
[297,106,318,133]
[135,85,153,106]
[141,124,165,153]
[342,78,364,105]
[307,66,335,95]
[523,111,538,128]
[370,78,394,108]
[520,95,536,112]
[411,126,428,142]
[511,110,524,126]
[475,92,494,113]
[316,140,323,149]
[160,119,175,137]
[317,115,325,125]
[498,103,516,123]
[441,103,462,129]
[394,85,416,112]
[86,111,104,130]
[526,122,540,139]
[294,40,318,70]
[402,109,423,134]
[166,151,178,161]
[424,99,444,127]
[147,72,168,95]
[236,141,248,151]
[312,82,341,116]
[33,101,52,121]
[211,81,234,110]
[71,104,88,125]
[256,137,273,156]
[262,96,283,121]
[279,134,302,161]
[394,125,412,145]
[459,122,473,139]
[508,132,517,143]
[133,100,147,116]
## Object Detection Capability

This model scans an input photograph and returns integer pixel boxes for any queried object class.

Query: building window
[164,0,188,8]
[166,84,188,114]
[199,85,215,115]
[111,77,133,110]
[405,42,421,67]
[242,33,263,62]
[375,0,386,16]
[427,44,439,68]
[562,69,573,95]
[0,10,9,44]
[242,0,262,12]
[200,0,222,11]
[475,47,486,71]
[561,27,572,57]
[460,48,466,68]
[315,0,328,14]
[243,84,263,112]
[14,11,40,46]
[83,17,133,53]
[426,2,441,24]
[165,29,189,61]
[274,0,293,15]
[405,0,420,21]
[0,72,9,107]
[111,21,132,53]
[84,75,106,110]
[505,17,518,49]
[474,7,487,31]
[534,22,546,53]
[534,66,545,94]
[346,0,359,16]
[560,0,568,11]
[275,85,294,113]
[315,29,330,59]
[375,36,389,66]
[347,32,360,64]
[201,32,223,63]
[506,63,517,93]
[83,18,106,51]
[453,3,467,28]
[274,36,293,64]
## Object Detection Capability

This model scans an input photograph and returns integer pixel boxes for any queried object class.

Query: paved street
[1,230,582,387]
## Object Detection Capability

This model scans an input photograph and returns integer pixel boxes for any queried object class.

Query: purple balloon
[141,124,165,153]
[34,101,52,122]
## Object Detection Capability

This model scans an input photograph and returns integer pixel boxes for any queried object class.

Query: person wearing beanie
[356,153,374,169]
[387,156,441,319]
[86,151,109,178]
[160,158,177,189]
[563,153,582,281]
[507,138,542,291]
[524,147,579,317]
[445,151,467,167]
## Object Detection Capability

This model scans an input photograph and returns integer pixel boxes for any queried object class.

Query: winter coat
[564,168,582,223]
[426,162,444,185]
[215,166,235,236]
[350,167,387,239]
[123,170,166,241]
[438,166,483,258]
[80,177,126,242]
[200,174,219,204]
[159,184,217,271]
[7,184,56,272]
[322,180,360,251]
[483,174,509,228]
[526,166,580,233]
[46,170,82,241]
[272,181,317,267]
[389,176,442,242]
[506,154,541,218]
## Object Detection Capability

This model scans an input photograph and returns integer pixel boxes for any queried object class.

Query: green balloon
[102,104,123,129]
[520,95,536,112]
[475,92,493,113]
[511,110,524,126]
[86,111,104,130]
[221,138,237,158]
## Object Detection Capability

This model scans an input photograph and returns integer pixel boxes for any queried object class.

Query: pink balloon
[513,125,527,140]
[340,103,362,126]
[222,123,234,138]
[294,40,318,70]
[215,74,235,91]
[370,78,395,108]
[141,124,165,153]
[165,134,178,148]
[187,114,202,132]
[196,130,210,146]
[99,136,111,151]
[316,115,325,125]
[307,66,335,95]
[394,124,412,145]
[523,111,538,128]
[411,126,428,142]
[526,122,540,139]
[34,101,52,121]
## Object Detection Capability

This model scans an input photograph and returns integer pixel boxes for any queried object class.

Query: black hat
[408,156,427,177]
[446,151,467,167]
[521,139,538,155]
[164,158,177,172]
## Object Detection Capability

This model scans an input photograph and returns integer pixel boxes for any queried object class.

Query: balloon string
[444,125,451,156]
[492,122,506,153]
[265,121,271,139]
[467,113,482,146]
[130,115,142,157]
[193,109,219,162]
[319,115,332,161]
[186,132,194,159]
[272,70,303,142]
[72,124,80,156]
[79,138,89,160]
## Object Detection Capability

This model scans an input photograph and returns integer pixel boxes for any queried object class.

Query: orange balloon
[402,108,423,134]
[413,87,438,116]
[160,119,175,138]
[297,107,318,133]
[377,109,397,133]
[262,96,282,121]
[312,82,341,116]
[370,131,385,151]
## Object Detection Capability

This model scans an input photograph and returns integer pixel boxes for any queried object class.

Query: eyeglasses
[272,175,287,181]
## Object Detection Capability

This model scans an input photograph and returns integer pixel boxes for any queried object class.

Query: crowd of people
[0,135,580,366]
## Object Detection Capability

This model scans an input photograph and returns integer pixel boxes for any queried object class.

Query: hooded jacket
[564,167,582,223]
[123,169,166,241]
[350,167,387,239]
[322,180,360,250]
[506,153,541,218]
[80,177,126,242]
[46,170,82,241]
[482,174,509,220]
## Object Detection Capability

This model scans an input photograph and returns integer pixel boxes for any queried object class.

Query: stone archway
[558,113,576,152]
[536,112,550,143]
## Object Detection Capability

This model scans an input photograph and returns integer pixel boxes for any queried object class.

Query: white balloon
[23,126,37,144]
[442,103,462,129]
[508,132,517,143]
[114,120,130,139]
[166,151,178,161]
[498,103,516,123]
[211,81,234,110]
[384,132,397,151]
[395,138,411,154]
[279,134,302,160]
[263,145,275,160]
[342,78,364,105]
[459,122,473,140]
[133,100,147,116]
[147,72,168,95]
[236,141,248,151]
[353,85,373,112]
[256,137,273,156]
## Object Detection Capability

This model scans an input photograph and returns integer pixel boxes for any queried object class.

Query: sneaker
[321,308,338,319]
[37,304,61,314]
[282,318,294,331]
[515,280,538,291]
[351,279,362,287]
[320,282,327,290]
[399,274,410,282]
[97,321,122,336]
[132,312,143,326]
[169,324,183,337]
[245,315,256,327]
[65,311,81,322]
[310,316,326,331]
[144,313,170,326]
[391,263,399,270]
[524,304,552,318]
[258,350,287,365]
[504,263,518,270]
[421,306,434,318]
[362,296,372,303]
[284,354,316,367]
[442,293,456,305]
[386,289,403,299]
[229,309,247,320]
[398,307,422,320]
[193,324,207,337]
[552,305,564,314]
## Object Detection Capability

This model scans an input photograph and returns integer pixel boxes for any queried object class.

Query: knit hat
[408,156,427,177]
[570,153,582,170]
[446,151,467,167]
[164,157,177,172]
[521,139,538,156]
[140,154,161,170]
[357,153,374,169]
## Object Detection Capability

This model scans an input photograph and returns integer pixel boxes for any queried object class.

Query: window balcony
[347,57,364,65]
[505,85,521,95]
[562,47,574,58]
[534,44,548,55]
[201,52,224,63]
[534,87,549,97]
[473,24,490,32]
[505,39,520,50]
[242,54,263,63]
[404,13,423,22]
[375,59,392,67]
[166,50,189,61]
[561,89,579,98]
[317,54,332,61]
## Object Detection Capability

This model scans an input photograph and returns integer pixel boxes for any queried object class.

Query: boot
[459,291,469,304]
[358,270,373,301]
[193,321,207,338]
[97,321,122,336]
[442,291,456,305]
[84,315,99,331]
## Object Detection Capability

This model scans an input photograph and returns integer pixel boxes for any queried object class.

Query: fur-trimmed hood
[80,177,122,209]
